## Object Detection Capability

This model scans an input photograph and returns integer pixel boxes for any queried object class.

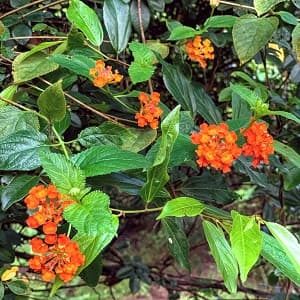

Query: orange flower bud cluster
[191,123,242,173]
[90,60,123,88]
[135,92,163,129]
[29,235,85,283]
[241,121,274,167]
[185,36,214,69]
[25,185,74,235]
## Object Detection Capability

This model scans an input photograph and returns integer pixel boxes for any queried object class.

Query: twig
[7,36,67,41]
[0,0,46,19]
[219,0,256,11]
[22,0,68,18]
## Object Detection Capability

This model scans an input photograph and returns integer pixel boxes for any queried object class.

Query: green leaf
[130,0,150,35]
[7,280,29,295]
[66,0,103,46]
[276,11,298,26]
[0,106,39,139]
[232,92,251,121]
[78,121,157,153]
[230,211,262,283]
[39,151,86,197]
[72,145,149,177]
[13,52,59,83]
[146,40,169,62]
[162,218,190,270]
[80,253,102,287]
[157,197,205,219]
[254,0,285,16]
[266,222,300,273]
[128,42,156,84]
[64,191,116,237]
[12,23,31,46]
[0,130,48,171]
[230,84,259,108]
[147,0,165,12]
[261,233,300,285]
[268,110,300,124]
[232,15,279,64]
[0,85,17,107]
[12,41,62,83]
[37,81,66,122]
[1,175,39,210]
[181,172,236,204]
[204,15,237,28]
[141,106,180,202]
[292,23,300,61]
[162,61,222,122]
[49,54,95,78]
[274,140,300,168]
[283,167,300,190]
[168,25,199,41]
[103,0,132,53]
[203,221,238,294]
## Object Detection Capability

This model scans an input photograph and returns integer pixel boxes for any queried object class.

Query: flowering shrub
[0,0,300,299]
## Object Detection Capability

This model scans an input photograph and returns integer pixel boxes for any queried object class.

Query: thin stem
[111,206,163,215]
[137,0,153,93]
[51,125,70,159]
[0,0,46,19]
[67,223,72,237]
[219,0,256,10]
[22,0,68,18]
[7,36,67,41]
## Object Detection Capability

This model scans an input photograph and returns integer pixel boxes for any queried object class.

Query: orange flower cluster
[90,60,123,88]
[25,184,84,283]
[135,92,163,129]
[191,123,242,173]
[29,235,85,282]
[185,36,214,68]
[25,185,74,235]
[242,121,274,167]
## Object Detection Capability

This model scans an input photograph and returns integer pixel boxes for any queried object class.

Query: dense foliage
[0,0,300,299]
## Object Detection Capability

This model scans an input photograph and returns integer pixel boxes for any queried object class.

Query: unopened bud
[210,0,220,8]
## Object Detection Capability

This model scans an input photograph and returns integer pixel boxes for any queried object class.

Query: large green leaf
[78,121,157,153]
[204,15,237,28]
[64,191,116,237]
[266,222,300,273]
[66,0,103,46]
[0,106,39,139]
[157,197,205,219]
[13,52,59,83]
[130,0,150,35]
[232,15,279,64]
[103,0,132,53]
[37,81,66,122]
[230,211,262,283]
[0,130,48,171]
[141,106,180,202]
[168,25,200,41]
[254,0,285,16]
[72,145,149,177]
[292,23,300,61]
[39,151,86,198]
[128,42,156,84]
[1,175,39,210]
[181,172,236,204]
[203,221,238,294]
[261,233,300,285]
[162,218,190,270]
[274,141,300,168]
[269,110,300,124]
[49,54,95,78]
[162,61,222,122]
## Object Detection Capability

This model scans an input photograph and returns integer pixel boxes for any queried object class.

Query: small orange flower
[191,123,242,173]
[241,121,274,167]
[29,234,85,283]
[90,60,123,88]
[135,92,163,129]
[185,36,214,68]
[24,184,74,235]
